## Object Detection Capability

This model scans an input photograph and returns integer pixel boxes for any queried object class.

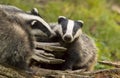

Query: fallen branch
[34,49,55,57]
[98,61,120,68]
[34,67,93,78]
[1,63,120,78]
[35,42,61,46]
[73,68,120,78]
[32,49,65,64]
[82,68,120,75]
[34,41,67,52]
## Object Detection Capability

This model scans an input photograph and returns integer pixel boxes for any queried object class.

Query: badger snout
[63,35,73,43]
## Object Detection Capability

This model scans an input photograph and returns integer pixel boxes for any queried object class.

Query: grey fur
[0,9,34,70]
[0,5,23,14]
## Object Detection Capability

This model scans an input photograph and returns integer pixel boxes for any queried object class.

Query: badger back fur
[47,16,98,71]
[0,4,23,13]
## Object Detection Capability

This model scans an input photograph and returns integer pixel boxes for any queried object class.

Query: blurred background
[0,0,120,69]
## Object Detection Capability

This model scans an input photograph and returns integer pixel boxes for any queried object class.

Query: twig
[34,49,55,57]
[34,68,93,78]
[98,61,120,68]
[82,68,120,76]
[32,54,65,64]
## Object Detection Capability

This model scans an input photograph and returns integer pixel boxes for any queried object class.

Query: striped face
[17,12,56,38]
[58,16,84,43]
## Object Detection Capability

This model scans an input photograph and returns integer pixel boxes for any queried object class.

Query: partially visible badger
[46,16,98,71]
[0,5,55,72]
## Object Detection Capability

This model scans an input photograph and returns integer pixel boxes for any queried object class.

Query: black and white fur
[57,16,83,43]
[52,16,97,71]
[0,5,56,38]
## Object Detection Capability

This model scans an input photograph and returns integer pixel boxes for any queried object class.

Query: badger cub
[53,16,97,71]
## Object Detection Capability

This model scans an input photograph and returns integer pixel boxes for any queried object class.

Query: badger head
[0,5,55,38]
[16,8,56,38]
[58,16,84,43]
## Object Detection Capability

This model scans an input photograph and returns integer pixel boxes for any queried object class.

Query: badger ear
[77,20,84,27]
[58,16,66,24]
[31,8,38,15]
[31,8,41,17]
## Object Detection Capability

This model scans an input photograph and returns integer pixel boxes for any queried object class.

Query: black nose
[63,35,72,42]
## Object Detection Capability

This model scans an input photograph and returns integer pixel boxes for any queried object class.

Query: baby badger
[0,5,55,72]
[51,16,98,71]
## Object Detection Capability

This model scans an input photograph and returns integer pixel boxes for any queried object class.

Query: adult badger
[48,16,98,71]
[0,5,55,72]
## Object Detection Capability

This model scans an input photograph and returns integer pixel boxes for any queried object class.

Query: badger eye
[31,20,37,26]
[77,20,84,27]
[30,20,39,27]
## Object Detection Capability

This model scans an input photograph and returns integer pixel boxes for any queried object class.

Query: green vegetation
[0,0,120,69]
